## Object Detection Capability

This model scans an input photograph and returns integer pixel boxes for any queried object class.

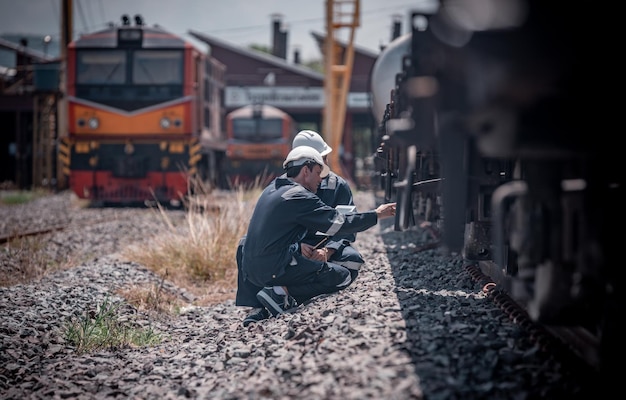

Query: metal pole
[56,0,72,189]
[33,95,40,188]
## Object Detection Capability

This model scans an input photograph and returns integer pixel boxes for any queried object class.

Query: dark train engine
[370,0,623,385]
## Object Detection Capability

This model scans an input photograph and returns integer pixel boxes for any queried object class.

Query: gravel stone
[0,190,599,399]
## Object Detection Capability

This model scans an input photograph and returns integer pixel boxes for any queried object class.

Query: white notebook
[335,205,356,214]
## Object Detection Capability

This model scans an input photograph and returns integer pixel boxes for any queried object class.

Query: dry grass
[1,179,266,353]
[0,178,265,315]
[121,178,264,309]
[0,236,56,286]
[116,281,185,316]
[0,235,91,287]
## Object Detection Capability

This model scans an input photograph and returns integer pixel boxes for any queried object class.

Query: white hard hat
[283,145,330,178]
[292,130,332,156]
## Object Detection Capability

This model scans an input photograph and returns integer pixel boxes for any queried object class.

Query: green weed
[64,296,161,353]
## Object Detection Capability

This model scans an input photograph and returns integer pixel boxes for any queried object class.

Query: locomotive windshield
[77,51,126,84]
[231,118,284,141]
[132,51,183,84]
[75,49,184,111]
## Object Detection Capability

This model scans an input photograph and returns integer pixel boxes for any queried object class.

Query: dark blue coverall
[235,175,378,307]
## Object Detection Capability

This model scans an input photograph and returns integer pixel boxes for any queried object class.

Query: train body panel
[68,98,193,136]
[371,0,623,386]
[60,138,197,204]
[70,170,188,204]
[61,16,225,205]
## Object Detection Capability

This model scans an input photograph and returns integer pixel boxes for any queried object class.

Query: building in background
[0,36,57,189]
[0,13,402,189]
[189,14,380,182]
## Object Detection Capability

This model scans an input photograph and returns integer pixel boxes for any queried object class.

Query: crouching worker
[236,145,396,327]
[292,129,364,283]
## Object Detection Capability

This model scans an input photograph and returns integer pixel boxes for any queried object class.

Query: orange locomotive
[59,15,225,206]
[221,103,297,188]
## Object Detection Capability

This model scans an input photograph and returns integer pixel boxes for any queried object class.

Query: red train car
[58,15,224,206]
[221,103,297,187]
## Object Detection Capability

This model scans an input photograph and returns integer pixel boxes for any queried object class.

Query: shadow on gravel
[371,193,598,399]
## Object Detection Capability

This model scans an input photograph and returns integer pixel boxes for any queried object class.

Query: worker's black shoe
[256,287,297,317]
[242,307,270,327]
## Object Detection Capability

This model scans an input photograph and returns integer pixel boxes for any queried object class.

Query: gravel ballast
[0,190,597,399]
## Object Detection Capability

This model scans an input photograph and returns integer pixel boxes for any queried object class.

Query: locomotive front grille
[112,156,148,178]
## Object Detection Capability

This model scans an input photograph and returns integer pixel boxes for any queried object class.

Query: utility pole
[56,0,72,189]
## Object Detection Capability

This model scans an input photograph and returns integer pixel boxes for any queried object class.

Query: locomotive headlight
[160,117,171,129]
[88,117,99,129]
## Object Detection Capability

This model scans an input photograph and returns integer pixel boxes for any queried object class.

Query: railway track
[0,213,148,245]
[404,221,598,374]
[0,224,70,244]
[465,261,602,375]
[409,218,601,376]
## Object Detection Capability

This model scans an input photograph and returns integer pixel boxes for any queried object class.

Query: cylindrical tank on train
[369,33,411,124]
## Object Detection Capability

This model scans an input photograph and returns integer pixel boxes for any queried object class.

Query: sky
[0,0,437,62]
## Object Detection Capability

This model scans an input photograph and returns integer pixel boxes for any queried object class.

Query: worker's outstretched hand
[375,202,396,219]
